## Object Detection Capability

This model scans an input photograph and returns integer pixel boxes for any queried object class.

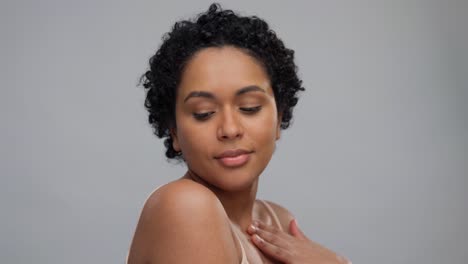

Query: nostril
[219,126,242,140]
[217,110,244,140]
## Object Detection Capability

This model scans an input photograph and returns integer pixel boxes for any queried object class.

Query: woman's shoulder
[260,200,296,232]
[139,179,231,234]
[127,179,238,263]
[147,179,222,209]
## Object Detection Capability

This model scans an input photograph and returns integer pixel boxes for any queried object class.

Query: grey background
[1,0,467,263]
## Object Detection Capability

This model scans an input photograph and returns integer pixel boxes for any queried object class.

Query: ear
[276,114,282,140]
[170,127,181,152]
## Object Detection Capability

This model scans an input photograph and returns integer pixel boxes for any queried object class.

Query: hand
[247,219,351,264]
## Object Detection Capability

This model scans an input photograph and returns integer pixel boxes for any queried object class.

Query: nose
[217,108,243,141]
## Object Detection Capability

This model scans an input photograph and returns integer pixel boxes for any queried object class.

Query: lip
[215,149,252,158]
[215,149,253,167]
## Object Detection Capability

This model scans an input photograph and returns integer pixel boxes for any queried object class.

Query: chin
[204,169,259,192]
[220,166,266,191]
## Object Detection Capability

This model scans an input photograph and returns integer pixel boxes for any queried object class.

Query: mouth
[214,149,253,167]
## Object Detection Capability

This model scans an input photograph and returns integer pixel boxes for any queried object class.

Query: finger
[288,219,307,240]
[253,220,284,234]
[249,221,292,241]
[253,225,291,249]
[251,234,291,263]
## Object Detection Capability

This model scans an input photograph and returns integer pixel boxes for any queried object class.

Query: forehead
[177,46,272,98]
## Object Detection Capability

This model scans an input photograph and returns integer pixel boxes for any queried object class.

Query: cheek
[246,113,279,143]
[176,119,214,156]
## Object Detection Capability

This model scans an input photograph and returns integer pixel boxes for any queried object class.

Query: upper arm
[127,181,239,264]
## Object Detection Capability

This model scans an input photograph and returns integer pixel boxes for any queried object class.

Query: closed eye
[239,106,262,114]
[192,111,215,121]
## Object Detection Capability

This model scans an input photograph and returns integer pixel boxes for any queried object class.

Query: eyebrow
[183,85,266,103]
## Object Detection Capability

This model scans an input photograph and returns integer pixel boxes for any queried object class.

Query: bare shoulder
[143,179,223,216]
[263,200,295,232]
[127,180,238,264]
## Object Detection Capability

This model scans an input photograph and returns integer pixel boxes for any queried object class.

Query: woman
[128,3,350,264]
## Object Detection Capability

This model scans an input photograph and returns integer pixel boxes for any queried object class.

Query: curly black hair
[141,3,304,160]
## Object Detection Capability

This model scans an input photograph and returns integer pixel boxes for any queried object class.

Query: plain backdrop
[1,0,467,263]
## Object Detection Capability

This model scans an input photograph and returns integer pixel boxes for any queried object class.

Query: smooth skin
[127,46,350,264]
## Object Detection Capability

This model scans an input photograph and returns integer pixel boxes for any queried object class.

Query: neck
[183,170,257,232]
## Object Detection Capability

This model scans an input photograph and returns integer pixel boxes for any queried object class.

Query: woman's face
[172,46,280,191]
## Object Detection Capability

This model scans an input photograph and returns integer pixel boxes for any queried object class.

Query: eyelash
[192,111,215,121]
[192,106,262,121]
[240,105,262,114]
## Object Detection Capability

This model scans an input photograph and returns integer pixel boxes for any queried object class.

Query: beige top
[230,200,283,264]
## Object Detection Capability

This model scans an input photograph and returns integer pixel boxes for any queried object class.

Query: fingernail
[293,219,299,226]
[248,224,257,233]
[253,234,262,242]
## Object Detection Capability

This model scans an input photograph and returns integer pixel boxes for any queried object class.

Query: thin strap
[230,224,249,264]
[259,200,283,231]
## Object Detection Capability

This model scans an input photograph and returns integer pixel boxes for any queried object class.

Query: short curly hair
[141,3,304,160]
